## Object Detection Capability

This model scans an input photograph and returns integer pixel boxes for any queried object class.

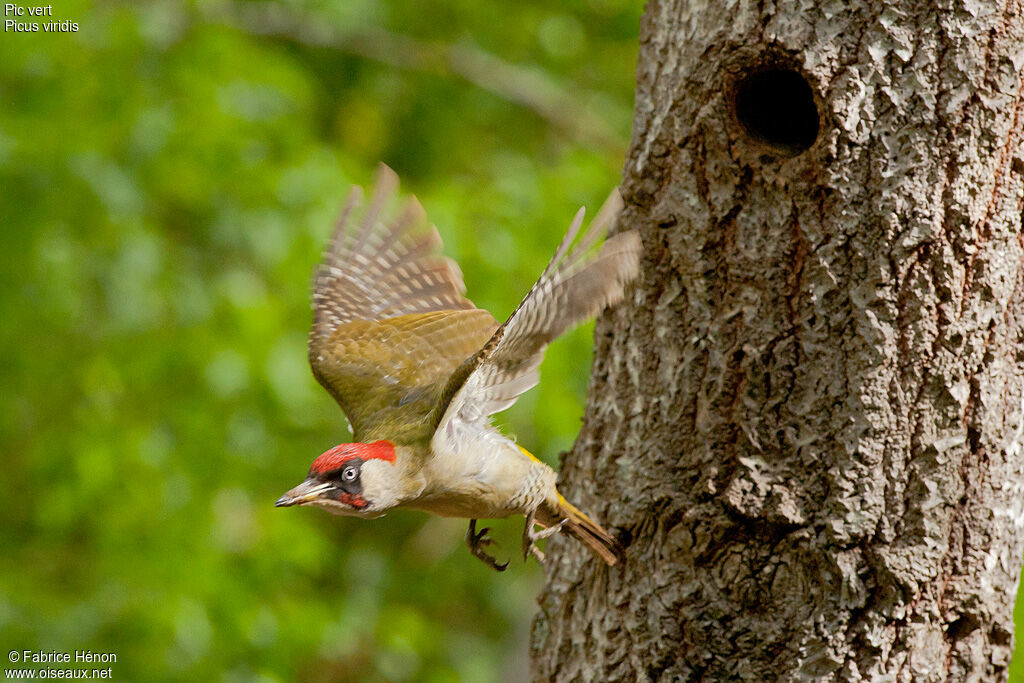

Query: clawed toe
[471,525,494,546]
[522,511,568,563]
[466,519,509,572]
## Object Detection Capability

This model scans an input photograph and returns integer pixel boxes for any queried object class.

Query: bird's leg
[466,519,509,572]
[522,509,568,563]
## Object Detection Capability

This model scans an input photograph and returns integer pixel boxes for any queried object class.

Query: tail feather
[541,494,624,566]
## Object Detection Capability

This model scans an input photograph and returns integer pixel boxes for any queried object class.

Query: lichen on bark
[532,1,1024,680]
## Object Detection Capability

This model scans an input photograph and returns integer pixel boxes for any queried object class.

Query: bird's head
[275,440,401,518]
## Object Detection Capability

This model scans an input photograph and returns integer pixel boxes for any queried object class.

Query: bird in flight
[276,165,641,570]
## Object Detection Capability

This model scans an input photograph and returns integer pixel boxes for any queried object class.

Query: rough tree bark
[533,1,1024,680]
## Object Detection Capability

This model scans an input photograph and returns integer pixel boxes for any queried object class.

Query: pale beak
[275,479,334,507]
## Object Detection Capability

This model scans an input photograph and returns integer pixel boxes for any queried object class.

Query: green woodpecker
[276,165,641,570]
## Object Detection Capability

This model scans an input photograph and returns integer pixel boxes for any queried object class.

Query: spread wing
[309,164,498,442]
[431,190,641,445]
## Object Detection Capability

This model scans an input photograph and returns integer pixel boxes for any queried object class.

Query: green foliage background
[2,1,1023,681]
[0,1,639,680]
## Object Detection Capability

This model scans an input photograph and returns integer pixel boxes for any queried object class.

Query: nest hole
[733,68,819,155]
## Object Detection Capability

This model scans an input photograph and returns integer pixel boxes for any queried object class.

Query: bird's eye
[342,465,358,482]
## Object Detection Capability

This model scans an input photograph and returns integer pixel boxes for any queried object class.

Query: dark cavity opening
[734,68,819,154]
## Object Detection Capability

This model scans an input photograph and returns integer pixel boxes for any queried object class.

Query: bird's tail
[541,493,624,566]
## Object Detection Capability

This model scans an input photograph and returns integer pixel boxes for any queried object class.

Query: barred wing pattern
[433,190,641,439]
[309,165,498,442]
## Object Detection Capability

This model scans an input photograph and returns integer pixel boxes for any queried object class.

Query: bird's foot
[522,510,568,563]
[466,519,509,572]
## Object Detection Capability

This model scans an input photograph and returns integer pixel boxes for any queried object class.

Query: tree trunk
[532,1,1024,680]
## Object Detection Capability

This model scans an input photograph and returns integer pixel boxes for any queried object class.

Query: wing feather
[431,190,642,435]
[308,165,497,442]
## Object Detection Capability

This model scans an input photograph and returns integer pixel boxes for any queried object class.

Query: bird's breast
[410,425,557,518]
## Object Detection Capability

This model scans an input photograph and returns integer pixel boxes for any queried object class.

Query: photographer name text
[11,650,115,664]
